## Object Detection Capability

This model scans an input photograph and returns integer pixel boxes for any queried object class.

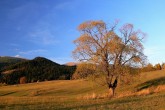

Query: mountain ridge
[0,56,76,84]
[0,56,27,71]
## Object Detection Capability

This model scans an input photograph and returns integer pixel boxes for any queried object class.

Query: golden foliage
[78,20,105,31]
[73,20,146,94]
[72,62,96,79]
[74,20,146,66]
[154,63,162,70]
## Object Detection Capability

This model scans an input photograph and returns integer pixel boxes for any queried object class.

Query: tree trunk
[112,88,115,96]
[108,77,118,97]
[108,87,115,96]
[108,87,113,97]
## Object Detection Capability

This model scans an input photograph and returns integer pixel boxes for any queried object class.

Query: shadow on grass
[136,76,165,91]
[0,91,17,96]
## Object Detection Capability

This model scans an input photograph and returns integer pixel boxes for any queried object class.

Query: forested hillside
[0,57,76,84]
[0,56,27,70]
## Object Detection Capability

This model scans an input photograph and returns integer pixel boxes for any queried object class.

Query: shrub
[72,62,96,79]
[19,76,27,84]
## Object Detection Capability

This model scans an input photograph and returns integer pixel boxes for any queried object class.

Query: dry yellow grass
[136,88,150,95]
[154,85,165,93]
[0,70,165,109]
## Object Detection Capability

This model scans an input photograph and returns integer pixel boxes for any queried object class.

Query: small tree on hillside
[73,20,147,96]
[20,76,27,84]
[72,62,96,79]
[154,63,162,70]
[142,63,155,72]
[162,63,165,69]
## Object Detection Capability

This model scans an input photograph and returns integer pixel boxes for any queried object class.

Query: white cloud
[10,43,20,47]
[14,48,20,51]
[14,55,21,58]
[55,1,76,10]
[29,29,59,45]
[19,49,47,55]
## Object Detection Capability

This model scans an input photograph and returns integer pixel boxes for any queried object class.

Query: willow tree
[73,20,146,96]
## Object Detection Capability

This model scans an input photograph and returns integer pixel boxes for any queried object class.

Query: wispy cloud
[14,54,21,58]
[10,43,20,47]
[14,54,25,59]
[19,49,47,55]
[55,1,77,10]
[29,29,59,45]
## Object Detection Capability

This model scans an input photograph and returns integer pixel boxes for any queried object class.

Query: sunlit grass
[0,70,165,109]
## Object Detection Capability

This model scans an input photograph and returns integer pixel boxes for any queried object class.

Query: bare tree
[73,20,146,96]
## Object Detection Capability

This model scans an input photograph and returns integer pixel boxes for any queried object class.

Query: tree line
[0,57,76,84]
[141,63,164,72]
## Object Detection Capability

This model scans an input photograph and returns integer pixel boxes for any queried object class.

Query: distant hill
[0,57,76,84]
[65,62,77,66]
[0,56,27,70]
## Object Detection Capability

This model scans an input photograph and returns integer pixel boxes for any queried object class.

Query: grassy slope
[0,70,165,110]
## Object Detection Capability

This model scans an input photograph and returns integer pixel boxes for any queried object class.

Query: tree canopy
[73,20,147,95]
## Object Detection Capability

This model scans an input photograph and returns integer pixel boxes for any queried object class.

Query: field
[0,70,165,110]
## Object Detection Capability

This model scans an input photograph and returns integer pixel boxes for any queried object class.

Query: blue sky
[0,0,165,64]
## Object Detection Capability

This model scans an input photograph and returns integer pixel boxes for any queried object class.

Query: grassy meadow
[0,70,165,110]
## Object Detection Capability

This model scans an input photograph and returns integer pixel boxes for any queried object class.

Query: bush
[72,63,96,79]
[19,76,27,84]
[141,63,155,72]
[154,63,162,70]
